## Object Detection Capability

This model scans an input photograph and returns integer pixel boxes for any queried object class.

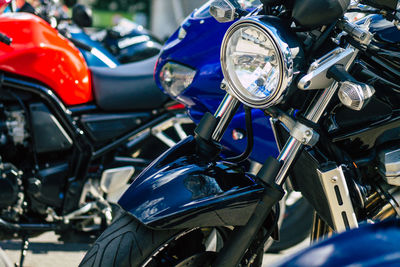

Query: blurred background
[74,0,207,39]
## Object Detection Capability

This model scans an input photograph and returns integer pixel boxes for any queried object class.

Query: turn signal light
[338,81,375,111]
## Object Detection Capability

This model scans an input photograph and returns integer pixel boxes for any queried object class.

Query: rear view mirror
[72,4,93,28]
[209,0,241,23]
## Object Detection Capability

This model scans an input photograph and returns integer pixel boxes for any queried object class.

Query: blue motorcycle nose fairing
[154,4,279,162]
[118,136,266,230]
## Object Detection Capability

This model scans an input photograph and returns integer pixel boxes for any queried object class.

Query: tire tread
[79,212,179,267]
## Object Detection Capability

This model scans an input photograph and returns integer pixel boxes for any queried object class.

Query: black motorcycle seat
[90,55,168,111]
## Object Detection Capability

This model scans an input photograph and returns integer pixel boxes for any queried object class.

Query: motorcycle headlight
[221,17,295,109]
[159,62,196,97]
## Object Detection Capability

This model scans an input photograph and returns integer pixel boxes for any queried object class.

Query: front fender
[118,136,265,230]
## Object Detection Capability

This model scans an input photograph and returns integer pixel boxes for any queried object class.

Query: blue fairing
[274,220,400,267]
[154,6,279,162]
[69,30,120,67]
[118,136,265,230]
[363,14,400,46]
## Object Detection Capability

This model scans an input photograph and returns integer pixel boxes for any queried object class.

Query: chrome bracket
[317,165,359,232]
[290,122,319,146]
[338,18,373,46]
[272,110,319,146]
[298,47,356,90]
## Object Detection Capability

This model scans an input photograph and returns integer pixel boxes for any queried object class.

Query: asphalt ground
[0,232,309,267]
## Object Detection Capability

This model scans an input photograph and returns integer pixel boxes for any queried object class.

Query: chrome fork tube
[274,48,358,186]
[274,82,340,186]
[212,93,240,142]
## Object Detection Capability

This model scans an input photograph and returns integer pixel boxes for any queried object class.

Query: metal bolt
[331,176,338,183]
[305,130,311,136]
[302,138,307,144]
[220,82,227,90]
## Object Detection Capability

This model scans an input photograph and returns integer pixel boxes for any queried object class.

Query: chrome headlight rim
[221,17,294,109]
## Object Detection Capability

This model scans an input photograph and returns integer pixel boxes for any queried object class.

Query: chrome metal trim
[317,165,358,232]
[151,113,193,148]
[298,47,356,90]
[212,93,240,142]
[214,94,237,118]
[274,82,340,185]
[63,202,97,223]
[388,188,400,216]
[126,128,151,148]
[220,17,294,109]
[378,147,400,186]
[275,137,302,185]
[174,122,188,140]
[154,132,176,147]
[290,122,320,146]
[274,46,358,186]
[305,49,358,123]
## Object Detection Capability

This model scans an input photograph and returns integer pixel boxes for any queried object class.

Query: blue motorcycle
[81,0,400,266]
[153,0,313,252]
[274,219,400,267]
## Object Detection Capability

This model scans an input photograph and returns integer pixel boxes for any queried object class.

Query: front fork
[208,24,366,266]
[210,81,342,266]
[204,62,359,265]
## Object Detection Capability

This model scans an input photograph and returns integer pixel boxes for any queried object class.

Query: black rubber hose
[307,21,337,63]
[0,33,12,46]
[68,37,93,52]
[225,106,254,163]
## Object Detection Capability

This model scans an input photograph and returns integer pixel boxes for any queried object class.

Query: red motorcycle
[0,11,193,260]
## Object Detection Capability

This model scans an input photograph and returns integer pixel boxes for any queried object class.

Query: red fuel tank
[0,13,92,105]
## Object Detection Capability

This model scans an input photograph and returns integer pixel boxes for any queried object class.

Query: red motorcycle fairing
[0,13,92,105]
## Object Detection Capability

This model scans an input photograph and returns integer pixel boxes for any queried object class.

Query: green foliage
[92,9,133,28]
[92,0,149,13]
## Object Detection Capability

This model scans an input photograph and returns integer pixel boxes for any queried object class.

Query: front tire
[80,212,263,267]
[79,213,179,267]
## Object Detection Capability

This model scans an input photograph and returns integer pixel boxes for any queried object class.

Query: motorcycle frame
[0,73,189,234]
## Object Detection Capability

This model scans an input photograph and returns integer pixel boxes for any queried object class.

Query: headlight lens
[159,62,196,97]
[221,18,294,109]
[226,26,280,101]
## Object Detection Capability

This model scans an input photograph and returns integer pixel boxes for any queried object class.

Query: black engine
[0,162,21,210]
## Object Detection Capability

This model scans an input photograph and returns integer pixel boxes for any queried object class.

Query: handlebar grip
[0,33,12,46]
[68,37,93,52]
